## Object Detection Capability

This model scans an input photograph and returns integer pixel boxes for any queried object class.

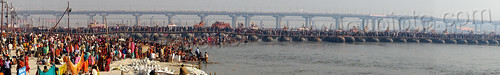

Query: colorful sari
[38,66,56,75]
[64,54,84,75]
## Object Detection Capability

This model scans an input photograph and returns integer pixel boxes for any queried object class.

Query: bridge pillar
[376,18,384,31]
[243,15,254,27]
[229,14,240,28]
[495,24,498,34]
[198,14,208,26]
[53,13,63,21]
[452,22,458,33]
[286,20,290,27]
[474,23,478,32]
[21,14,30,27]
[360,18,367,31]
[165,14,175,25]
[150,16,155,26]
[371,18,377,32]
[333,17,343,30]
[305,17,309,27]
[52,13,63,28]
[273,15,285,29]
[303,16,314,28]
[420,21,427,32]
[398,18,404,31]
[100,13,109,25]
[87,13,96,22]
[433,20,437,31]
[369,18,384,32]
[480,24,483,33]
[133,13,142,26]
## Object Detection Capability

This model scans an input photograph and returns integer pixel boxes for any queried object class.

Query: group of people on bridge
[19,26,499,40]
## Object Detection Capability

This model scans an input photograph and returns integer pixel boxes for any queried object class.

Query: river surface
[200,42,500,75]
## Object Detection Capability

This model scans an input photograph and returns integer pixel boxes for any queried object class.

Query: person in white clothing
[150,53,156,60]
[8,43,12,55]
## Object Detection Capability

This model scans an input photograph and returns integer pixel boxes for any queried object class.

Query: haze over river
[202,42,500,75]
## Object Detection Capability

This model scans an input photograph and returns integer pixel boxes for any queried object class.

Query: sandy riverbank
[101,59,200,75]
[12,57,201,75]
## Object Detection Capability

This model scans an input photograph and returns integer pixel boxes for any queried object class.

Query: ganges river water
[200,42,500,75]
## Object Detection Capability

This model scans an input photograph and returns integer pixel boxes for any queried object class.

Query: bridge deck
[44,31,500,41]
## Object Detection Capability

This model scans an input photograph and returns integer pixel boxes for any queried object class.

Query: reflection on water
[202,42,500,75]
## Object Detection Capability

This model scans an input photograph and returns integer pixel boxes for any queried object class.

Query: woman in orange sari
[64,54,83,75]
[81,53,89,74]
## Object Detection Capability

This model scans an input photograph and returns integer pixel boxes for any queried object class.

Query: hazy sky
[8,0,500,19]
[4,0,499,30]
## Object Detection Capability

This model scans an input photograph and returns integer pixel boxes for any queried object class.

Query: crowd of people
[0,27,237,75]
[0,25,497,75]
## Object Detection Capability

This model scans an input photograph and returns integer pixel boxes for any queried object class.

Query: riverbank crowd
[0,27,242,75]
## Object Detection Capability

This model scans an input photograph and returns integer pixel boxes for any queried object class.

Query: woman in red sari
[55,48,61,58]
[105,55,111,71]
[24,56,30,72]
